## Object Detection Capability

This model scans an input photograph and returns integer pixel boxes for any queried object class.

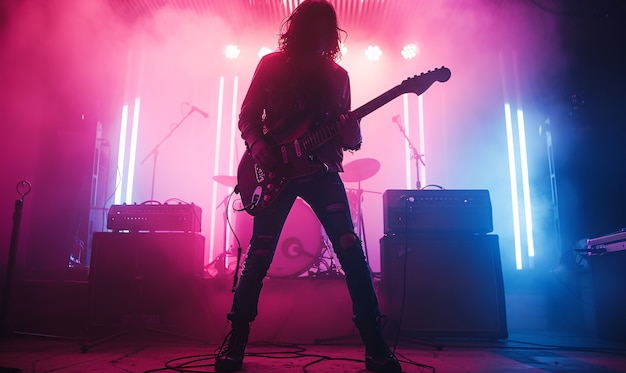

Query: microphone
[392,115,401,123]
[190,105,209,118]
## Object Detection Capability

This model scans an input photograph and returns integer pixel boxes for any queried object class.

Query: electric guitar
[236,66,451,215]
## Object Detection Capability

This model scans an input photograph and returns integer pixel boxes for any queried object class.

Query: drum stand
[307,235,344,278]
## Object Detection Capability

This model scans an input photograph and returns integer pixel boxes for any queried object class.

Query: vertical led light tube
[504,103,523,270]
[228,76,239,176]
[224,76,239,260]
[516,109,535,259]
[402,94,425,190]
[545,119,562,254]
[114,105,129,205]
[125,97,141,204]
[115,45,144,207]
[209,76,226,262]
[403,94,412,189]
[417,95,426,189]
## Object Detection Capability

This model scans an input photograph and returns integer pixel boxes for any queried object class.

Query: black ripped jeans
[230,169,381,324]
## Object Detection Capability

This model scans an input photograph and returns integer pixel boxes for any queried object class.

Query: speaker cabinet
[589,250,626,342]
[88,232,205,331]
[27,128,95,272]
[380,234,507,339]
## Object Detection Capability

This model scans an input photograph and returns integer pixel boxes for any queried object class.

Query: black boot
[354,316,402,373]
[215,319,250,372]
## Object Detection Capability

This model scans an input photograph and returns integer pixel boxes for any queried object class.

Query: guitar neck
[352,84,406,120]
[300,67,450,152]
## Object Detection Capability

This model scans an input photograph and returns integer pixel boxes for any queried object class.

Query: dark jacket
[238,51,361,173]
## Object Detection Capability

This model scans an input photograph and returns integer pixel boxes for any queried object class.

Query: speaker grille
[380,234,508,339]
[88,232,205,331]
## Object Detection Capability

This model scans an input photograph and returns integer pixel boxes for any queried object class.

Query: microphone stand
[393,116,425,190]
[140,109,195,201]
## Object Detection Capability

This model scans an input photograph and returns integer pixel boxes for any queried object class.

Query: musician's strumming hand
[250,140,277,171]
[338,112,362,150]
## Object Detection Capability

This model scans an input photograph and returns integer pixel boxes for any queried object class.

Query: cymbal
[213,175,237,187]
[342,158,380,182]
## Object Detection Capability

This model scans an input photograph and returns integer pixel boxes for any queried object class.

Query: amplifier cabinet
[383,189,493,235]
[88,232,205,331]
[589,250,626,342]
[380,234,508,339]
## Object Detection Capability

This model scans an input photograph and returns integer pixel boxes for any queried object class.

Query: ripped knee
[338,232,359,250]
[253,249,272,257]
[326,202,347,213]
[250,235,274,257]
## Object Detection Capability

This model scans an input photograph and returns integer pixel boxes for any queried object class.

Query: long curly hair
[278,0,345,62]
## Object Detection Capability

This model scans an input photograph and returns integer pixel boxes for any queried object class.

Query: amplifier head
[107,203,202,232]
[382,189,493,235]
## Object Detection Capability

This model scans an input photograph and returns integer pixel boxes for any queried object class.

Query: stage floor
[1,331,626,372]
[3,274,626,372]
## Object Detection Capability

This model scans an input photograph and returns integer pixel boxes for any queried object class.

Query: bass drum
[230,198,323,278]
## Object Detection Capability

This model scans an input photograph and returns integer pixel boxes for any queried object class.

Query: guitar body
[236,66,452,216]
[237,139,323,216]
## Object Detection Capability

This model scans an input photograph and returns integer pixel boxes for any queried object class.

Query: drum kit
[209,157,380,278]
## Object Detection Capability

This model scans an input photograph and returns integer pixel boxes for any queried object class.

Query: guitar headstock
[400,66,451,95]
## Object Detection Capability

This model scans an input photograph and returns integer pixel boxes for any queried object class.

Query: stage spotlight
[401,43,419,59]
[225,45,241,60]
[365,45,382,61]
[258,47,273,58]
